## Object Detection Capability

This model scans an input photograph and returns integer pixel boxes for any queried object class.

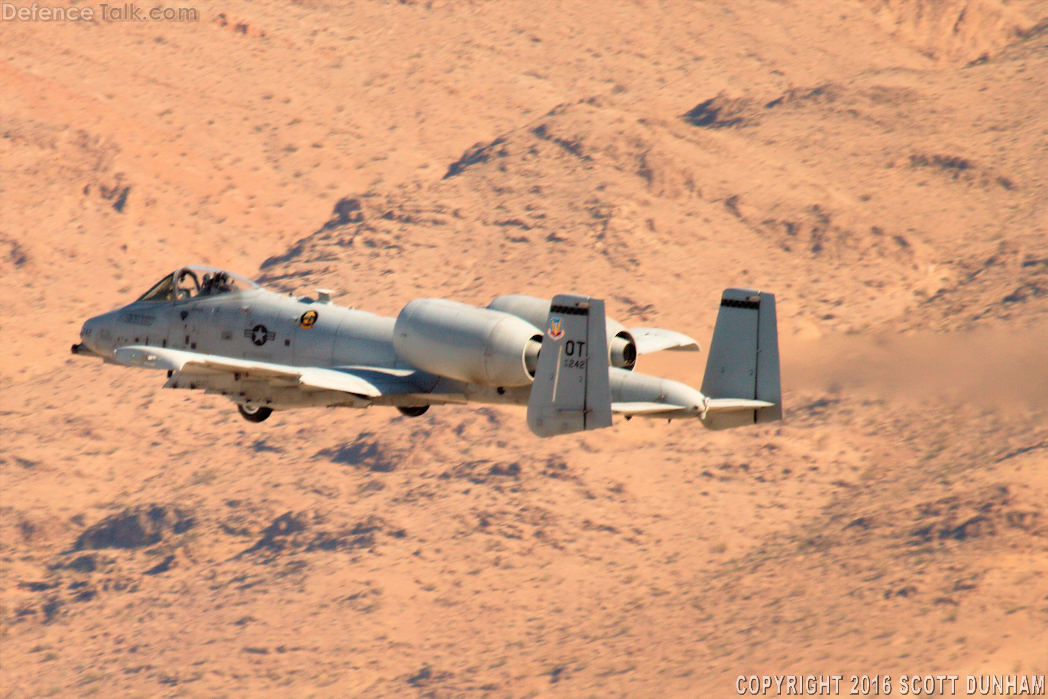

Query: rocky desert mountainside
[2,0,1047,696]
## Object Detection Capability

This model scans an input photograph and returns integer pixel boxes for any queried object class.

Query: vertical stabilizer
[527,294,613,437]
[701,288,782,430]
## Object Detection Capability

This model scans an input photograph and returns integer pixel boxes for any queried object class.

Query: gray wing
[110,345,462,404]
[629,327,700,354]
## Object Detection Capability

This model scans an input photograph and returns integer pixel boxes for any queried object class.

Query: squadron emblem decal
[245,324,275,346]
[299,310,318,329]
[548,317,565,340]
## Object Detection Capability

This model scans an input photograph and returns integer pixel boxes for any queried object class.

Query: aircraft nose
[77,316,103,354]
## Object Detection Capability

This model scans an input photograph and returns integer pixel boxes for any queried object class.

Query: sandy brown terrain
[2,0,1047,696]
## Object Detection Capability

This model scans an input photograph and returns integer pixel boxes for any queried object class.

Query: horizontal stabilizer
[704,398,775,413]
[610,398,772,418]
[611,401,689,415]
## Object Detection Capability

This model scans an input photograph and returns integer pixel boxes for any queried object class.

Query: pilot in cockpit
[137,266,258,304]
[199,271,232,297]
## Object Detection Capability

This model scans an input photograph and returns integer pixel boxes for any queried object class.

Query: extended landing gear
[238,404,273,423]
[397,405,429,417]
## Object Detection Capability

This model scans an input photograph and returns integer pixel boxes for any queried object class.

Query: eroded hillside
[2,0,1047,696]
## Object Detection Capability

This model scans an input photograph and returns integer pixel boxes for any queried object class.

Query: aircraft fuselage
[74,265,781,433]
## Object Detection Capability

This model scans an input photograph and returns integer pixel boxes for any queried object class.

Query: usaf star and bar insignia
[244,324,276,346]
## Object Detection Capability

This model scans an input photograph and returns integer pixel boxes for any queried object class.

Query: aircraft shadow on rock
[73,265,782,437]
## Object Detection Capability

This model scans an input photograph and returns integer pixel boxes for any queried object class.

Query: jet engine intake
[488,295,636,371]
[394,299,543,387]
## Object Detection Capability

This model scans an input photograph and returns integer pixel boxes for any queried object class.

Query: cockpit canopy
[137,266,261,303]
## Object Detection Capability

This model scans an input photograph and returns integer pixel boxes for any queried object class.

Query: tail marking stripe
[721,299,760,310]
[549,304,588,315]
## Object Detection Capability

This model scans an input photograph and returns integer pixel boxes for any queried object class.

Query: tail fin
[701,288,782,430]
[527,294,613,437]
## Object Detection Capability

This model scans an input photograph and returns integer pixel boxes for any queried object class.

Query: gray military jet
[72,265,782,437]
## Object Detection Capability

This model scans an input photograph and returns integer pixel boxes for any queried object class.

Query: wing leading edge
[110,345,442,402]
[629,327,700,354]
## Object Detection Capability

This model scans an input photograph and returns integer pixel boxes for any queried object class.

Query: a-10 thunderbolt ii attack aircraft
[72,265,782,437]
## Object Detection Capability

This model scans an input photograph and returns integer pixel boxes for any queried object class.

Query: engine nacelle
[487,294,637,371]
[394,299,543,387]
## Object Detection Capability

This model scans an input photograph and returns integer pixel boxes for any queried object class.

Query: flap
[297,368,384,397]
